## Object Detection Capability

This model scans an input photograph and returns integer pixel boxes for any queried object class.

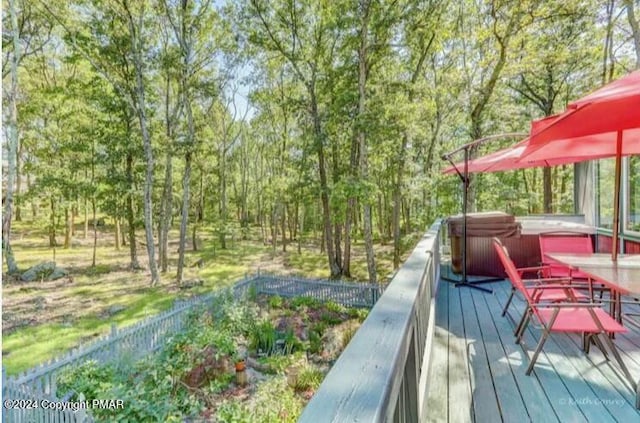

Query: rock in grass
[21,262,68,282]
[180,279,204,289]
[107,305,127,316]
[49,267,68,281]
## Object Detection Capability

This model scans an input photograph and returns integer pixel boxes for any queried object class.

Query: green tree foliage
[3,0,639,282]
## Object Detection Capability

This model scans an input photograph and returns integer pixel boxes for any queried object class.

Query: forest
[3,0,640,287]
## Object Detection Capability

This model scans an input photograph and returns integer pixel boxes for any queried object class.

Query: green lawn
[2,221,418,374]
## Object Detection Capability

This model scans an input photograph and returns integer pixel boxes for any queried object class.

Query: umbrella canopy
[441,132,632,174]
[442,71,640,260]
[527,70,640,145]
[521,71,640,260]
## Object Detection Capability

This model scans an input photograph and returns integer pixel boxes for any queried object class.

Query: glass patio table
[545,253,640,323]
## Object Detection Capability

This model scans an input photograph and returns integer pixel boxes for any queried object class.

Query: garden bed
[57,292,368,422]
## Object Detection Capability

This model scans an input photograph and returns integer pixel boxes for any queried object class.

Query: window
[597,158,615,230]
[627,155,640,233]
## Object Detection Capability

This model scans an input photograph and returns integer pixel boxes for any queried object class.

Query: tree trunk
[126,152,140,269]
[543,167,552,213]
[298,204,303,254]
[84,198,89,239]
[624,0,640,69]
[71,203,77,236]
[176,151,191,285]
[176,151,191,286]
[92,198,98,267]
[159,151,173,273]
[3,0,20,274]
[115,218,121,250]
[64,207,71,248]
[392,137,407,269]
[357,0,376,284]
[126,3,159,285]
[310,92,340,277]
[15,137,22,222]
[49,197,57,248]
[28,173,37,218]
[281,204,287,252]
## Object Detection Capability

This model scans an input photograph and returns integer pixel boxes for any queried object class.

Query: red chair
[539,233,593,278]
[499,246,588,337]
[539,233,607,299]
[493,238,634,390]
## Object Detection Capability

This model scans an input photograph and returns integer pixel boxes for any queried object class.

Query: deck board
[425,276,450,422]
[447,284,474,423]
[424,276,640,422]
[458,287,502,423]
[480,285,560,422]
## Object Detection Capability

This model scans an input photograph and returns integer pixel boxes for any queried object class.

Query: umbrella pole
[611,130,623,261]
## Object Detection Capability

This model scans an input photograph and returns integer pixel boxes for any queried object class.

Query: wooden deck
[424,274,640,423]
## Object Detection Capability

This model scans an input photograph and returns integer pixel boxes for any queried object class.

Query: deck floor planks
[492,282,621,422]
[494,280,640,422]
[480,285,562,423]
[465,283,530,422]
[446,284,474,423]
[491,281,594,423]
[496,281,640,413]
[425,278,450,422]
[425,276,640,423]
[457,286,502,423]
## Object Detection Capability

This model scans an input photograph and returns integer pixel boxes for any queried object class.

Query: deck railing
[299,220,443,423]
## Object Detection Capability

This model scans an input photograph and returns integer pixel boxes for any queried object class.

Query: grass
[2,219,418,375]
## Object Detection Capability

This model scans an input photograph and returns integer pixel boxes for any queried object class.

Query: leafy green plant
[282,329,302,354]
[250,320,277,355]
[57,360,117,402]
[268,295,284,309]
[308,331,322,354]
[257,352,303,375]
[342,326,357,349]
[324,300,345,314]
[320,312,342,326]
[348,307,369,322]
[290,296,320,310]
[292,366,323,393]
[217,400,252,422]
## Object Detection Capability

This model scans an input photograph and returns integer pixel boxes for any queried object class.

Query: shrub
[250,320,277,355]
[308,331,322,354]
[268,295,284,309]
[320,312,342,326]
[57,360,117,402]
[292,366,323,393]
[348,307,369,322]
[290,296,320,310]
[282,329,303,354]
[324,300,345,314]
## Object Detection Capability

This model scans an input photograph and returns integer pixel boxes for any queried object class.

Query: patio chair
[497,242,588,336]
[538,233,607,299]
[492,238,635,387]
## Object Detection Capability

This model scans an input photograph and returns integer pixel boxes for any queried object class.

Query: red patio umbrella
[521,70,640,260]
[441,132,629,174]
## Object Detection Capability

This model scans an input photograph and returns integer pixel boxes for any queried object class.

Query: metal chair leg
[526,309,558,375]
[526,329,551,375]
[516,310,531,344]
[502,287,515,317]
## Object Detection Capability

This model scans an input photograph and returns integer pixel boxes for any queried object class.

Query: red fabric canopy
[523,70,640,155]
[441,132,629,174]
[442,71,640,174]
